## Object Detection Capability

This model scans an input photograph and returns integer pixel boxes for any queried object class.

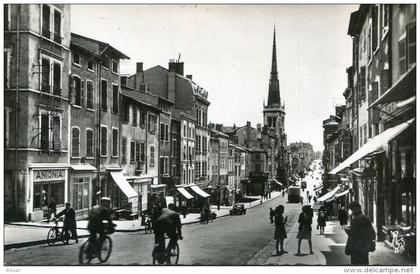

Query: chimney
[246,121,251,146]
[257,123,262,132]
[215,124,223,131]
[186,74,193,80]
[169,60,184,76]
[135,62,144,91]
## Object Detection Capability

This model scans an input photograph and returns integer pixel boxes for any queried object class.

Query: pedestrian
[299,196,304,205]
[282,190,285,197]
[338,206,348,228]
[269,208,275,224]
[47,197,57,223]
[345,202,376,265]
[313,196,317,203]
[204,205,210,224]
[317,209,327,235]
[296,205,314,256]
[56,202,78,243]
[274,205,288,256]
[308,195,312,204]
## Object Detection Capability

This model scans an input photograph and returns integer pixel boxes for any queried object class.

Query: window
[42,5,50,38]
[101,126,107,156]
[203,111,207,126]
[72,127,80,157]
[372,5,379,52]
[102,58,110,69]
[112,128,118,157]
[132,107,138,126]
[4,49,11,89]
[112,60,118,74]
[196,135,200,152]
[140,142,145,162]
[367,22,372,61]
[39,112,61,151]
[41,5,62,44]
[381,5,389,36]
[4,4,10,31]
[130,141,135,162]
[399,39,407,75]
[73,76,81,106]
[160,123,165,141]
[359,66,366,100]
[86,129,93,158]
[148,114,157,133]
[72,177,89,210]
[86,81,94,109]
[150,146,155,166]
[203,136,207,153]
[139,110,146,127]
[87,60,94,71]
[101,80,108,111]
[4,107,11,148]
[41,56,61,95]
[112,85,119,114]
[183,124,186,137]
[196,162,201,177]
[51,116,61,151]
[136,142,141,163]
[160,157,165,175]
[41,58,50,93]
[407,23,416,66]
[165,124,169,141]
[73,53,80,65]
[172,139,177,157]
[40,114,49,151]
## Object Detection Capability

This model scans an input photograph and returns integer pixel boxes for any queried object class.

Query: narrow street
[5,194,301,266]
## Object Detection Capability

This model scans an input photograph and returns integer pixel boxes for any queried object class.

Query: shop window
[72,177,89,210]
[33,181,65,211]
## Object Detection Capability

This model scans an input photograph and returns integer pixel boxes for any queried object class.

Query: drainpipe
[96,60,102,205]
[14,4,21,220]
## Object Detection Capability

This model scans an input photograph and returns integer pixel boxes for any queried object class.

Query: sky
[71,4,358,152]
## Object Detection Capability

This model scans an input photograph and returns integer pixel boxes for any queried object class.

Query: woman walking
[317,209,327,235]
[296,205,314,255]
[274,205,288,256]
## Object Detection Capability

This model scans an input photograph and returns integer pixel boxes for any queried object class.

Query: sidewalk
[5,191,281,250]
[248,215,415,266]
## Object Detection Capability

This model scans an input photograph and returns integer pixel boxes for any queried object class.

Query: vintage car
[229,203,247,215]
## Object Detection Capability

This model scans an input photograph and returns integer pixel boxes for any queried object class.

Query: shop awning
[190,185,210,198]
[70,164,97,171]
[292,175,300,181]
[329,118,415,175]
[335,189,350,198]
[288,177,295,183]
[272,178,283,187]
[314,184,323,191]
[369,64,416,108]
[317,186,341,202]
[110,172,138,199]
[176,187,193,200]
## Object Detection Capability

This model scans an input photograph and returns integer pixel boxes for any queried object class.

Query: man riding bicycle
[154,203,182,259]
[87,197,114,258]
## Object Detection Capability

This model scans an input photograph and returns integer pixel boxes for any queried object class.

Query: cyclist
[87,197,114,258]
[154,203,182,260]
[55,202,78,243]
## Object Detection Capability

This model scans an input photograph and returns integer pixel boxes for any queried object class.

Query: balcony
[41,84,51,93]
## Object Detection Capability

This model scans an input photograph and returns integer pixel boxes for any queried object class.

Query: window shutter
[380,69,391,95]
[69,76,75,104]
[372,5,378,51]
[81,80,86,107]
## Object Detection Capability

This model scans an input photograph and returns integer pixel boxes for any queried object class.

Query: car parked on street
[230,203,246,215]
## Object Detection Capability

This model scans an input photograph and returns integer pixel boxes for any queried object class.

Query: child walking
[274,205,288,256]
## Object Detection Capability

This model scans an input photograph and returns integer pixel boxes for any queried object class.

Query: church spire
[267,25,281,107]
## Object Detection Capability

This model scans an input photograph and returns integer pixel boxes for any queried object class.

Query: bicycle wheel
[169,243,180,265]
[98,236,112,263]
[61,229,70,244]
[47,228,57,246]
[78,239,92,264]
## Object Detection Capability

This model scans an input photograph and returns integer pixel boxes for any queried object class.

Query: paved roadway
[5,194,302,266]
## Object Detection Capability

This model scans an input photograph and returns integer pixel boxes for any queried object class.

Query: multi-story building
[70,33,130,211]
[328,5,415,250]
[4,4,71,221]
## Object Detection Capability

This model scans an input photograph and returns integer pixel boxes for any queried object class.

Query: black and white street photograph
[2,2,417,272]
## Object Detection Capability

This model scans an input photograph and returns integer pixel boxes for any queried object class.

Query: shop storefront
[69,164,96,219]
[126,176,151,215]
[28,164,69,222]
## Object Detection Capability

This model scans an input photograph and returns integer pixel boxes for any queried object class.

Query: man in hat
[56,202,78,243]
[87,197,114,257]
[345,202,376,265]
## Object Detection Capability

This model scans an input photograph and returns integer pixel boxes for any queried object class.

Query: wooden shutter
[380,69,391,95]
[69,76,75,104]
[372,5,378,51]
[81,80,86,107]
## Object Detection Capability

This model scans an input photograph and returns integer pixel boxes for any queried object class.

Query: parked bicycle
[78,223,116,264]
[47,218,70,246]
[152,236,180,265]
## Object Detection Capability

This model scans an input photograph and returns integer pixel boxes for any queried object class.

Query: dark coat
[274,214,287,240]
[345,214,376,256]
[56,208,77,229]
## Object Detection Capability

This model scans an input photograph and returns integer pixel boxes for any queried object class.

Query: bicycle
[152,236,181,265]
[79,223,116,264]
[47,218,70,246]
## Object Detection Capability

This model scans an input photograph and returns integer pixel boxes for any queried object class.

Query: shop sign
[34,169,65,182]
